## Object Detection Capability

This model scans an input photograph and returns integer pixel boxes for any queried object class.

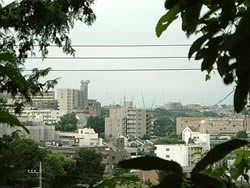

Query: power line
[211,87,235,106]
[35,44,192,48]
[23,68,202,72]
[27,56,191,60]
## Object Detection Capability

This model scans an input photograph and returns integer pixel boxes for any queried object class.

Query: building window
[166,155,170,158]
[166,148,170,151]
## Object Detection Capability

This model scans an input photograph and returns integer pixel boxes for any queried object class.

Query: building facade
[154,144,203,167]
[105,101,153,139]
[80,80,90,109]
[0,122,59,142]
[176,117,248,135]
[57,80,100,115]
[57,88,79,113]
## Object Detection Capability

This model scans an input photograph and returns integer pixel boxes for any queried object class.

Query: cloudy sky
[24,0,235,108]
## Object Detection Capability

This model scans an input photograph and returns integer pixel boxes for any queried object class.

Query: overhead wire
[23,68,202,72]
[34,44,192,47]
[210,87,236,107]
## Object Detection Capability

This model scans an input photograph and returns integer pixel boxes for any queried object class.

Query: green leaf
[165,0,180,9]
[188,35,208,59]
[243,173,249,182]
[152,174,183,188]
[0,111,29,133]
[118,156,182,174]
[205,74,211,81]
[181,2,203,36]
[192,173,226,188]
[217,55,230,77]
[220,0,236,25]
[155,4,180,37]
[192,139,249,175]
[234,84,248,113]
[0,52,17,63]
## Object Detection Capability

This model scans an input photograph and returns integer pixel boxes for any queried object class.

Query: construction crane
[141,94,145,108]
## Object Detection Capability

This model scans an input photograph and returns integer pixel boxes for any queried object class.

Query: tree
[96,173,142,188]
[2,138,44,187]
[156,0,250,113]
[0,0,95,130]
[236,130,248,138]
[56,112,78,131]
[153,116,175,137]
[72,148,105,187]
[86,116,105,135]
[118,139,249,188]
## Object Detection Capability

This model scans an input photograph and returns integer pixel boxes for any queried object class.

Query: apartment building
[154,144,203,167]
[105,101,153,139]
[57,88,80,113]
[176,117,248,135]
[6,91,58,110]
[57,80,101,115]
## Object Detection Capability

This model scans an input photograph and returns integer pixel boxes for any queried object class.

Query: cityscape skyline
[23,0,236,108]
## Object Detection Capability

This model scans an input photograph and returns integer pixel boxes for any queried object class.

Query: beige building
[12,108,63,125]
[0,122,59,142]
[105,101,153,139]
[176,117,248,135]
[57,88,80,113]
[57,80,101,115]
[7,91,58,110]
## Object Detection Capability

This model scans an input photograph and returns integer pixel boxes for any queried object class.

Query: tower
[80,80,90,109]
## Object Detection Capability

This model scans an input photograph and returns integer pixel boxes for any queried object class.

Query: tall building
[57,88,79,113]
[80,80,90,109]
[105,101,153,139]
[57,80,101,115]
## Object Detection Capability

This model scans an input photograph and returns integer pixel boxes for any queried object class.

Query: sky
[22,0,236,108]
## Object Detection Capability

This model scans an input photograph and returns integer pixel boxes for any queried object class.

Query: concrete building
[57,80,101,115]
[12,108,63,125]
[154,144,203,167]
[0,122,59,142]
[80,80,90,109]
[59,128,102,147]
[57,88,79,114]
[176,117,247,136]
[163,102,182,110]
[105,101,153,139]
[182,126,210,151]
[7,91,58,110]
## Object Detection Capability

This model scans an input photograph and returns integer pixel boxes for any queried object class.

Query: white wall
[155,144,189,167]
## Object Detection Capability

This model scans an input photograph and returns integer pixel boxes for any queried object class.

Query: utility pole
[39,161,42,188]
[28,161,42,188]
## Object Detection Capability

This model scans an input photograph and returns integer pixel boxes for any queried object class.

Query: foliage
[153,116,175,137]
[0,131,20,186]
[153,137,184,145]
[42,151,69,187]
[72,148,105,186]
[156,0,250,113]
[119,139,249,187]
[0,0,95,130]
[56,112,78,131]
[112,161,130,177]
[2,138,45,187]
[86,115,105,135]
[96,173,142,188]
[236,131,248,138]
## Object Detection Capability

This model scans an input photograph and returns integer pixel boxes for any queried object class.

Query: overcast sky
[24,0,236,108]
